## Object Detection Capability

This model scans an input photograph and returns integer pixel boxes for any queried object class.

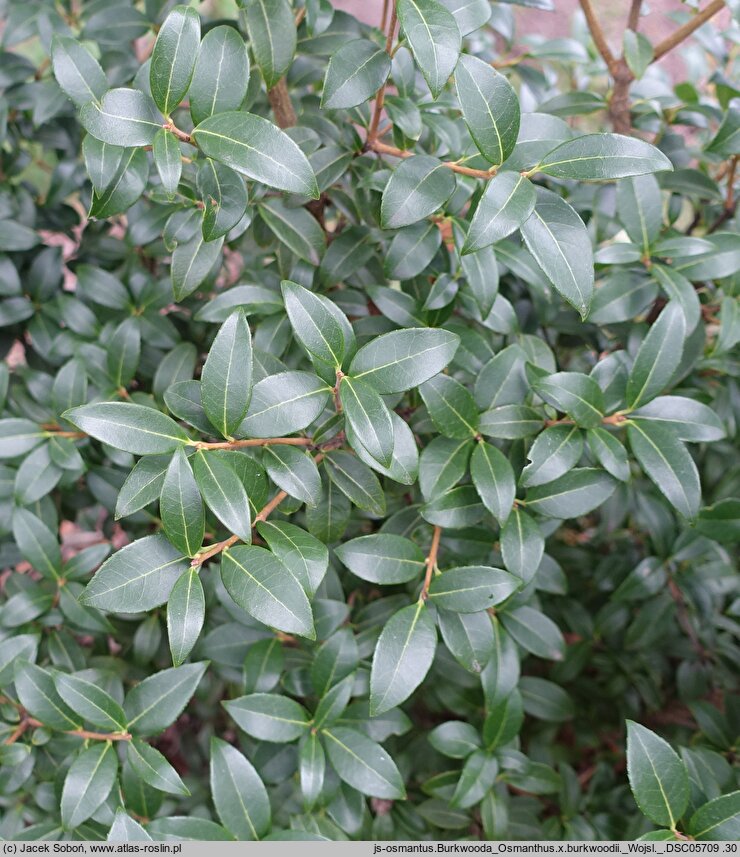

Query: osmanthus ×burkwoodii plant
[0,0,737,842]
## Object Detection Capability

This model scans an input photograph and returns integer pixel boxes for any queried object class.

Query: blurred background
[332,0,734,79]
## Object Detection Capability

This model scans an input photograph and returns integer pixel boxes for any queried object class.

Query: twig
[369,140,499,179]
[420,526,442,600]
[579,0,617,71]
[367,1,397,145]
[5,714,131,744]
[708,154,737,233]
[191,437,312,450]
[627,0,643,32]
[667,575,711,660]
[653,0,726,61]
[165,122,193,145]
[267,78,298,129]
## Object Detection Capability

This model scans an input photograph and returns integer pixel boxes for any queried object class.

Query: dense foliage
[0,0,738,842]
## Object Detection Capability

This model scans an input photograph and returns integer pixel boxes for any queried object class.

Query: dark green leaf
[525,468,617,518]
[380,155,456,229]
[210,737,271,839]
[322,726,406,799]
[189,25,250,125]
[244,0,296,89]
[370,601,437,714]
[64,402,189,455]
[167,568,205,667]
[193,450,252,543]
[80,88,163,147]
[150,5,200,116]
[61,743,117,830]
[538,133,672,180]
[626,302,686,410]
[124,662,208,735]
[334,533,425,584]
[455,54,520,165]
[224,693,310,742]
[322,39,391,109]
[192,112,319,197]
[428,566,519,612]
[464,171,536,253]
[202,310,253,438]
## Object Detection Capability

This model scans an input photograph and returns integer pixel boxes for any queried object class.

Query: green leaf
[380,155,456,229]
[192,450,252,543]
[14,660,80,731]
[81,534,189,613]
[299,733,326,811]
[108,810,152,842]
[171,232,224,301]
[12,508,62,580]
[116,454,171,519]
[525,468,617,518]
[239,371,332,437]
[538,133,672,180]
[322,39,391,109]
[61,743,118,830]
[54,672,127,732]
[0,418,46,459]
[160,448,204,557]
[189,25,250,125]
[626,302,686,410]
[617,174,662,254]
[532,372,604,428]
[192,112,319,197]
[705,107,740,157]
[257,520,329,596]
[150,5,200,116]
[626,720,689,828]
[397,0,461,99]
[340,376,394,468]
[479,404,543,439]
[500,507,543,584]
[451,749,499,808]
[128,737,189,796]
[419,436,473,501]
[282,280,348,368]
[224,693,310,742]
[202,310,253,438]
[419,374,479,439]
[349,328,459,393]
[325,450,386,516]
[455,54,520,165]
[260,200,325,265]
[421,484,485,528]
[153,128,182,197]
[429,721,481,758]
[651,265,701,334]
[631,396,725,442]
[210,737,271,840]
[483,690,524,749]
[587,427,630,482]
[167,568,205,667]
[322,726,406,799]
[64,402,189,455]
[501,605,565,660]
[521,425,584,488]
[334,533,425,584]
[221,544,315,638]
[627,422,701,519]
[470,441,516,526]
[124,662,208,735]
[198,160,249,242]
[520,187,593,318]
[428,566,519,612]
[263,444,322,507]
[464,171,536,253]
[623,29,654,79]
[370,601,437,714]
[243,0,296,89]
[51,35,108,107]
[80,88,163,147]
[438,609,493,674]
[689,791,740,841]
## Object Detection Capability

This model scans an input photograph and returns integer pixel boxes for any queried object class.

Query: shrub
[0,0,738,842]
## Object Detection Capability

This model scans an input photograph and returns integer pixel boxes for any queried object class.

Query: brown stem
[380,0,390,32]
[267,78,297,129]
[294,6,306,27]
[165,122,193,145]
[545,413,627,427]
[708,155,737,232]
[192,437,312,451]
[370,140,498,179]
[420,526,442,600]
[6,715,131,744]
[627,0,643,31]
[46,430,85,439]
[667,575,711,660]
[367,2,397,145]
[191,488,290,567]
[653,0,726,61]
[578,0,617,70]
